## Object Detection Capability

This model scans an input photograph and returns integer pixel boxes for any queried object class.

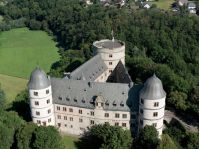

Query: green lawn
[0,74,28,103]
[62,135,79,149]
[0,27,60,79]
[150,0,175,10]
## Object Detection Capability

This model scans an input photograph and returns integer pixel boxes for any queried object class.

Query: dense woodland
[0,0,199,148]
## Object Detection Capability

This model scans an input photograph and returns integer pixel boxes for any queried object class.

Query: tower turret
[138,74,166,137]
[28,67,55,126]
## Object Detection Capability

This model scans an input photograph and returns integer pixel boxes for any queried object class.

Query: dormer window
[82,98,85,103]
[59,96,62,100]
[66,97,70,101]
[120,101,124,107]
[105,100,109,106]
[74,97,77,102]
[113,101,117,106]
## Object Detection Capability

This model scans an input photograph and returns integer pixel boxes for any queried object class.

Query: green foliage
[134,125,160,149]
[82,123,132,149]
[0,84,6,108]
[157,134,178,149]
[186,133,199,149]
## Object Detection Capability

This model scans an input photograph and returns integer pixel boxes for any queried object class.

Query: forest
[0,0,198,148]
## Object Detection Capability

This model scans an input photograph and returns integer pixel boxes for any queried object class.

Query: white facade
[29,85,55,126]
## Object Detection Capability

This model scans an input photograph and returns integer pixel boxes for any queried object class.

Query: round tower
[28,67,55,126]
[93,39,125,73]
[138,74,166,137]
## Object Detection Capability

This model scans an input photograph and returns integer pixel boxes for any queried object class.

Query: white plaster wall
[54,104,130,135]
[139,97,166,110]
[31,104,54,118]
[140,108,165,120]
[30,96,53,108]
[29,86,52,99]
[141,118,164,129]
[33,114,55,126]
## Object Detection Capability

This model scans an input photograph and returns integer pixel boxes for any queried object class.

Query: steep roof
[28,67,50,89]
[70,55,108,81]
[139,74,166,100]
[51,78,130,111]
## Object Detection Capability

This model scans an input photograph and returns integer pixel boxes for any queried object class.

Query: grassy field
[0,27,60,79]
[0,74,27,103]
[62,135,79,149]
[150,0,175,10]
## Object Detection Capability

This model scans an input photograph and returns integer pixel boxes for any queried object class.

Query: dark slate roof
[107,61,132,84]
[139,74,166,100]
[94,39,123,49]
[51,78,130,111]
[28,67,50,89]
[70,55,108,81]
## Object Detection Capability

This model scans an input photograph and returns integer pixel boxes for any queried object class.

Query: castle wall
[54,104,130,135]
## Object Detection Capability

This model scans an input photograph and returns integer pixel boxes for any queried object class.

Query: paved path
[164,110,199,132]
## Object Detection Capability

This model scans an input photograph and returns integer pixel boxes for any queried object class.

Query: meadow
[150,0,175,10]
[0,27,60,79]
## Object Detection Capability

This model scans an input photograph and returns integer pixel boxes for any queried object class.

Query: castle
[28,38,166,137]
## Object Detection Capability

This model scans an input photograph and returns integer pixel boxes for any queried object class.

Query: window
[47,99,50,104]
[122,114,127,118]
[101,103,104,106]
[80,127,85,131]
[122,123,126,127]
[115,122,119,126]
[57,106,60,111]
[79,109,82,114]
[64,116,67,120]
[140,120,143,125]
[90,111,94,116]
[35,101,39,105]
[70,117,73,121]
[105,113,109,117]
[57,115,61,119]
[109,70,113,73]
[36,111,40,116]
[153,112,158,117]
[37,120,41,124]
[70,125,73,128]
[43,122,46,126]
[34,92,38,96]
[48,109,51,114]
[69,108,73,112]
[79,118,83,123]
[63,107,67,111]
[140,109,143,114]
[48,118,51,123]
[90,120,95,125]
[57,123,61,127]
[105,122,109,124]
[65,124,67,127]
[141,98,144,104]
[154,102,159,107]
[115,113,120,118]
[152,123,157,127]
[109,62,112,65]
[46,89,49,94]
[109,54,113,58]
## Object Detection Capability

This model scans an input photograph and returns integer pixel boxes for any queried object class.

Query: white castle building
[28,39,166,137]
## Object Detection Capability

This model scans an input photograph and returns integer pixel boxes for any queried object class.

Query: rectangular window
[64,116,67,120]
[141,98,144,104]
[122,114,127,118]
[140,109,143,114]
[35,101,39,105]
[104,113,109,117]
[79,109,82,114]
[90,111,94,116]
[47,99,50,104]
[46,89,49,94]
[57,106,60,111]
[109,54,113,58]
[109,70,113,73]
[152,123,157,127]
[90,120,95,125]
[154,102,159,107]
[36,111,40,116]
[70,125,73,128]
[65,124,67,127]
[48,109,51,114]
[48,118,51,123]
[70,117,73,121]
[57,123,61,127]
[115,122,119,126]
[69,108,73,112]
[109,62,112,65]
[42,122,46,126]
[63,107,67,111]
[37,120,41,124]
[153,112,158,117]
[79,118,83,123]
[122,123,126,127]
[140,120,143,125]
[115,113,120,118]
[34,92,38,96]
[57,115,61,119]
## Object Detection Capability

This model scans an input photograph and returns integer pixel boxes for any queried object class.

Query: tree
[78,123,132,149]
[134,125,160,149]
[0,84,5,108]
[32,126,64,149]
[186,133,199,149]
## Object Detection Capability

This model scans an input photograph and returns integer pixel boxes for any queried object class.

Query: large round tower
[93,39,125,73]
[138,74,166,137]
[28,67,55,126]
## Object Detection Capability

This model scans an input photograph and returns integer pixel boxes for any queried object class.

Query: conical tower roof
[139,74,166,100]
